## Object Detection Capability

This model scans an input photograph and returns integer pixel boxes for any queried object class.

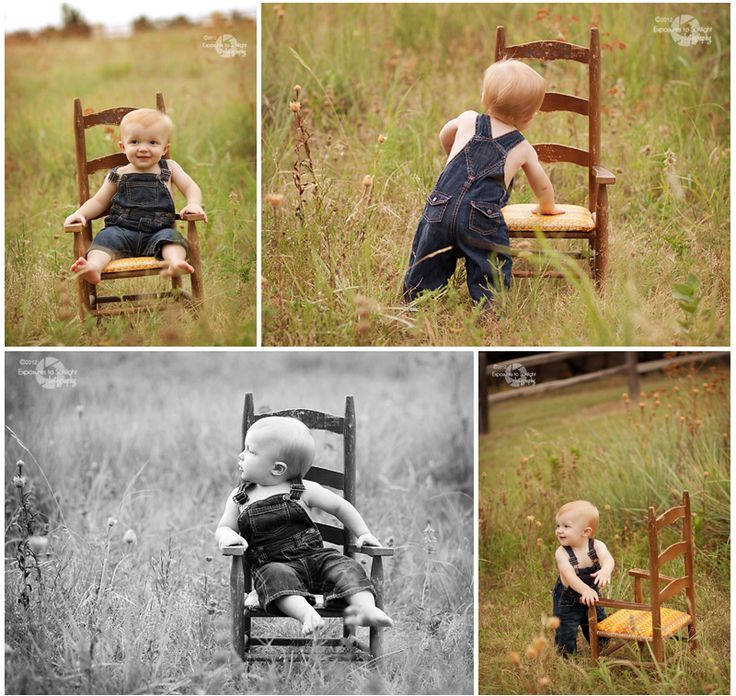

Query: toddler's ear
[272,461,288,476]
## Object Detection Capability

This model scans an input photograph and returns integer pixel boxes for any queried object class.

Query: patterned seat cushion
[502,203,596,232]
[595,607,692,640]
[103,257,168,274]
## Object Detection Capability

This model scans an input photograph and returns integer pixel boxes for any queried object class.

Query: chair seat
[596,607,692,641]
[103,257,168,274]
[245,594,345,618]
[502,204,596,232]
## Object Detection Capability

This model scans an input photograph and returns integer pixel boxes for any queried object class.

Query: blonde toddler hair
[249,416,315,478]
[119,108,174,143]
[556,500,600,536]
[481,59,546,130]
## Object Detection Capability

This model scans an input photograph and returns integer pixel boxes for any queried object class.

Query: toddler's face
[119,122,169,170]
[238,428,282,484]
[555,512,590,547]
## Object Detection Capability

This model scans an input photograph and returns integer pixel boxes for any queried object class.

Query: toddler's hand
[180,203,208,223]
[64,212,87,227]
[216,526,247,551]
[357,532,381,547]
[532,206,566,216]
[579,586,599,606]
[591,569,611,589]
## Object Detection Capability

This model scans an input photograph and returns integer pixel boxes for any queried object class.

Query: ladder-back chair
[495,26,616,287]
[588,491,697,664]
[222,393,393,661]
[63,92,205,319]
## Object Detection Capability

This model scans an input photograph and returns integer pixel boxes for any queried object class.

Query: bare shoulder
[302,479,326,495]
[166,158,184,173]
[457,110,479,124]
[554,545,568,562]
[593,538,609,553]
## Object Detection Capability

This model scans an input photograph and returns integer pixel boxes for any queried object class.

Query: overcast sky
[5,1,257,32]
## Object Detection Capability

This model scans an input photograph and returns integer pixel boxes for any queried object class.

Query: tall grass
[4,352,473,694]
[262,3,729,345]
[479,363,730,693]
[5,19,257,346]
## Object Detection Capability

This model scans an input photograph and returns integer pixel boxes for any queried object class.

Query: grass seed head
[508,651,521,666]
[289,101,301,113]
[545,616,560,629]
[123,529,138,545]
[377,133,387,144]
[524,645,539,659]
[265,192,285,209]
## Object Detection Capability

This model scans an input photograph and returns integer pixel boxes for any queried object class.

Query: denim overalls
[552,538,607,655]
[234,478,373,613]
[403,113,525,305]
[88,159,188,260]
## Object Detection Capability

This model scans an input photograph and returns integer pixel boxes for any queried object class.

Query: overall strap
[495,130,526,153]
[587,538,598,563]
[476,113,491,138]
[289,477,306,500]
[564,545,579,573]
[233,482,250,505]
[107,167,121,184]
[158,158,171,182]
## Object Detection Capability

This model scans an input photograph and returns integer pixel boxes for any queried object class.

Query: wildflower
[526,515,535,522]
[535,520,542,528]
[640,144,652,156]
[532,636,549,652]
[293,84,301,95]
[289,101,301,113]
[27,536,49,555]
[362,174,373,189]
[546,616,560,629]
[604,504,611,512]
[703,471,710,479]
[524,645,539,659]
[508,651,521,666]
[539,676,551,687]
[377,133,387,144]
[13,475,26,488]
[536,538,543,548]
[265,192,284,209]
[107,517,118,528]
[123,529,138,545]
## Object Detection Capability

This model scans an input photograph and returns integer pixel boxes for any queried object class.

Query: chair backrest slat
[541,92,589,117]
[656,504,685,530]
[83,106,137,129]
[658,540,688,566]
[255,409,344,433]
[87,153,128,176]
[501,39,590,64]
[306,466,344,490]
[658,576,690,604]
[534,143,589,167]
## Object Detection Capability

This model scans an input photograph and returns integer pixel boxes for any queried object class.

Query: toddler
[552,500,614,656]
[403,59,564,305]
[215,416,394,635]
[65,108,207,284]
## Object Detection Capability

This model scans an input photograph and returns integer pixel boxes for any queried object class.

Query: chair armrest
[64,223,84,233]
[593,598,651,611]
[221,545,245,556]
[176,212,207,222]
[346,545,395,557]
[593,165,616,185]
[629,568,676,583]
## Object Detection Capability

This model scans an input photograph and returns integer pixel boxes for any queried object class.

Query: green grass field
[5,19,257,345]
[261,4,729,346]
[4,352,473,694]
[479,363,730,693]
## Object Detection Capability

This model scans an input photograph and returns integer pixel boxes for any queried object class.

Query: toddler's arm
[168,160,208,222]
[439,110,477,156]
[555,546,599,606]
[64,176,117,227]
[591,539,615,588]
[520,143,564,215]
[302,480,379,545]
[214,487,248,550]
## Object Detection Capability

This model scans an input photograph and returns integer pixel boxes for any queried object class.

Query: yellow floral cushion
[103,257,168,274]
[596,607,692,640]
[502,203,596,232]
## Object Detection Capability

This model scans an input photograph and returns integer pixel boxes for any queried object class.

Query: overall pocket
[468,201,502,236]
[422,191,451,224]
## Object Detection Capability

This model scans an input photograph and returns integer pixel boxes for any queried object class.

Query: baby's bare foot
[244,590,260,611]
[70,257,101,285]
[301,607,324,636]
[160,258,194,278]
[345,605,394,628]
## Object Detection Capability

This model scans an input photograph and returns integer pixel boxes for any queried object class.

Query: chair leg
[587,604,600,666]
[230,556,245,661]
[187,220,204,305]
[688,621,697,653]
[369,557,385,660]
[593,186,609,289]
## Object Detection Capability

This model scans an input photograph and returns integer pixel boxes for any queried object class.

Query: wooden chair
[588,491,697,665]
[63,92,205,319]
[222,393,394,661]
[495,26,616,287]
